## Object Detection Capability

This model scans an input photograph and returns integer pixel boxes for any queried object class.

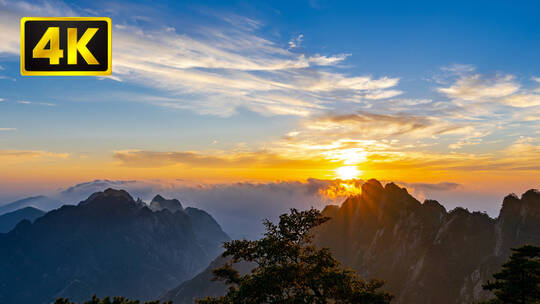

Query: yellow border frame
[21,17,112,76]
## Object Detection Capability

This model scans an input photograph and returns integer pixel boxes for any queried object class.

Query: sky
[0,0,539,214]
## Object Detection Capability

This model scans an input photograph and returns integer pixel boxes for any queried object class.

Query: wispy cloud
[438,74,519,101]
[296,111,466,139]
[0,0,76,55]
[288,34,303,49]
[17,100,56,106]
[112,149,327,169]
[440,63,476,74]
[0,149,69,164]
[501,94,540,107]
[0,1,401,117]
[0,128,16,131]
[437,70,540,109]
[109,22,398,116]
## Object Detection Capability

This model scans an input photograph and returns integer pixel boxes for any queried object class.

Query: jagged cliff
[315,179,540,303]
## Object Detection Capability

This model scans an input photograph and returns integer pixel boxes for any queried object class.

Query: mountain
[0,188,230,304]
[149,194,183,213]
[316,180,540,303]
[0,206,45,233]
[163,179,540,304]
[161,256,254,304]
[0,195,62,215]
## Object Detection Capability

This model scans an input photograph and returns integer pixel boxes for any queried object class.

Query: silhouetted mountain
[163,179,540,304]
[0,195,62,215]
[0,206,45,233]
[0,188,230,304]
[315,180,540,303]
[149,194,183,213]
[184,207,232,259]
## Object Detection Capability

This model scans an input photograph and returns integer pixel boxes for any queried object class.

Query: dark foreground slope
[0,189,229,304]
[163,179,539,304]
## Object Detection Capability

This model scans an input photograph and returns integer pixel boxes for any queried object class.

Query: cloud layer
[49,178,484,238]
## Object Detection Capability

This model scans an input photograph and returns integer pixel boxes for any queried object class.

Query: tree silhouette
[197,208,393,304]
[482,244,540,304]
[54,295,171,304]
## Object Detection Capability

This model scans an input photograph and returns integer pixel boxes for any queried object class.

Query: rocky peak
[497,190,540,223]
[79,188,135,207]
[73,188,146,218]
[361,179,385,199]
[521,189,540,215]
[422,199,446,213]
[149,195,183,213]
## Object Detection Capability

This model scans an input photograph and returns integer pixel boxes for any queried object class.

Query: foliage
[54,295,172,304]
[482,244,540,304]
[197,208,393,304]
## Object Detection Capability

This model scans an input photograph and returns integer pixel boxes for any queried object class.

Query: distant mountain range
[0,189,229,304]
[0,195,62,215]
[162,179,540,304]
[0,206,45,233]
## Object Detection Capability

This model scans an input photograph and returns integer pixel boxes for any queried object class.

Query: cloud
[106,105,537,176]
[0,1,401,117]
[288,34,303,49]
[400,181,462,191]
[438,74,519,101]
[51,178,475,238]
[0,150,69,164]
[448,139,481,150]
[0,128,16,131]
[440,63,476,74]
[288,112,473,146]
[396,181,462,204]
[112,149,326,169]
[109,23,398,116]
[437,71,540,110]
[0,0,76,55]
[17,100,56,106]
[501,94,540,107]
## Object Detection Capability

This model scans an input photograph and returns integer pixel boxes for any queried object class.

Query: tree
[482,244,540,304]
[54,295,171,304]
[197,208,393,304]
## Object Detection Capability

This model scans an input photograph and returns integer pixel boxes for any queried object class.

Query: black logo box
[21,17,111,76]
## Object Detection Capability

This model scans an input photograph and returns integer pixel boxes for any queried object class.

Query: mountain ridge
[0,195,62,215]
[0,206,45,233]
[0,189,230,304]
[162,179,539,304]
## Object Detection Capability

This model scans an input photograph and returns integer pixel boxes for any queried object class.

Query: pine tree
[197,208,393,304]
[482,244,540,304]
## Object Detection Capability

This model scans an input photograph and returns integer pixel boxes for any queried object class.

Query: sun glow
[335,166,361,180]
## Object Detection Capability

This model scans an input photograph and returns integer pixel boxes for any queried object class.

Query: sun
[335,166,361,180]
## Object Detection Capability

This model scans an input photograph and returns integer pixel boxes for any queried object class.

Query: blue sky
[0,0,539,209]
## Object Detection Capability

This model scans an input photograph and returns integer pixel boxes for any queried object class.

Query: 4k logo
[21,17,111,76]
